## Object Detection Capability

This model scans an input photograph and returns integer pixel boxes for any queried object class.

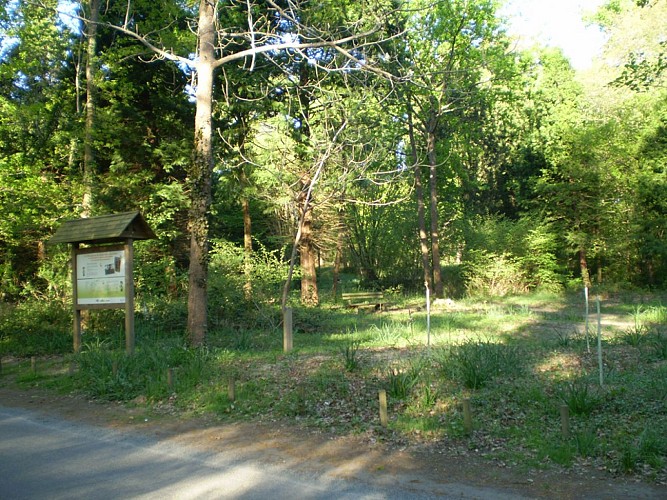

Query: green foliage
[75,341,213,401]
[366,321,412,347]
[463,250,526,297]
[0,301,70,356]
[386,358,423,400]
[519,225,563,292]
[649,331,667,360]
[436,340,524,390]
[339,339,363,372]
[461,216,564,296]
[573,427,599,458]
[618,428,667,473]
[345,180,422,290]
[208,239,289,329]
[557,378,601,416]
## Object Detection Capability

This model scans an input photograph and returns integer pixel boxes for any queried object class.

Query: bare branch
[281,119,349,310]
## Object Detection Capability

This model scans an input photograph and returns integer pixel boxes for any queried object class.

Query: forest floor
[1,383,665,499]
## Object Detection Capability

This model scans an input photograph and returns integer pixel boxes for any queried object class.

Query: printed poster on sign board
[76,250,125,305]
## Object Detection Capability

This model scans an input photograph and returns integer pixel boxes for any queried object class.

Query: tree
[82,0,99,215]
[0,0,78,298]
[399,0,508,298]
[600,0,667,91]
[63,0,396,344]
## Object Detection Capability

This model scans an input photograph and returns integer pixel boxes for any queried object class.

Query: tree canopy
[2,0,667,342]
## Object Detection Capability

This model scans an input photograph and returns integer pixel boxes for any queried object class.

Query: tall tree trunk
[187,0,216,346]
[579,247,592,289]
[299,207,319,306]
[242,193,253,299]
[332,228,343,301]
[407,101,432,291]
[82,0,100,217]
[296,61,319,305]
[426,121,444,298]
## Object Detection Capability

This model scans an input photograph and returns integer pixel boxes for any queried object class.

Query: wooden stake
[228,378,236,402]
[112,360,118,377]
[124,239,135,355]
[560,404,570,439]
[167,368,174,390]
[379,389,388,427]
[31,356,36,373]
[463,398,473,434]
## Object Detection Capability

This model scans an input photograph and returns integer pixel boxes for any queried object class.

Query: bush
[386,358,424,399]
[0,301,71,356]
[463,250,527,297]
[208,239,291,330]
[519,225,563,292]
[461,216,564,296]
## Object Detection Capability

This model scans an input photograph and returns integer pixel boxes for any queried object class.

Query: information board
[76,249,126,305]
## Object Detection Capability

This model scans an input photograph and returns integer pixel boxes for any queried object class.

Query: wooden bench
[342,291,385,311]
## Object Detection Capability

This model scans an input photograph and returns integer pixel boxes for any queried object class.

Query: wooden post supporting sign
[125,239,135,355]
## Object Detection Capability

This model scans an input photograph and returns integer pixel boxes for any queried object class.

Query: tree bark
[299,207,319,306]
[332,228,343,301]
[407,101,432,291]
[82,0,100,217]
[295,61,319,305]
[187,0,216,346]
[242,195,253,298]
[426,119,444,298]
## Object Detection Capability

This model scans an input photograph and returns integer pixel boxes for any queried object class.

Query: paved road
[0,405,525,499]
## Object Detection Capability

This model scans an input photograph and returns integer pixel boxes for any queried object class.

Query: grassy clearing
[1,291,666,483]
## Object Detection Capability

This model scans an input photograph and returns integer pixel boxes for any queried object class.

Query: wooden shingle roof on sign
[49,211,156,245]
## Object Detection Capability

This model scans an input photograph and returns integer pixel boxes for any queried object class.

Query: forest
[1,0,666,347]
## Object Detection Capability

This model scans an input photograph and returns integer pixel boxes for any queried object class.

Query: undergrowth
[1,291,666,483]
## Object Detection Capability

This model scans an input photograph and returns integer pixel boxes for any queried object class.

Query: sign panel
[76,249,125,305]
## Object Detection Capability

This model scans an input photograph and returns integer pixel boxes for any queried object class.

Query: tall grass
[436,339,525,389]
[75,340,214,401]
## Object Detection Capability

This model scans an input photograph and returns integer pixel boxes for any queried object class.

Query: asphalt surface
[0,404,527,499]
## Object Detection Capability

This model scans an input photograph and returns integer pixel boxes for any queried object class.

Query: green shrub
[208,240,290,329]
[518,225,563,292]
[463,250,527,297]
[649,331,667,360]
[574,427,599,458]
[368,321,409,347]
[75,341,214,401]
[460,216,564,295]
[617,428,666,473]
[0,301,71,356]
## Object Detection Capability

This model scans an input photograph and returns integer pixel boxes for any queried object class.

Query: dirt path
[1,386,664,499]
